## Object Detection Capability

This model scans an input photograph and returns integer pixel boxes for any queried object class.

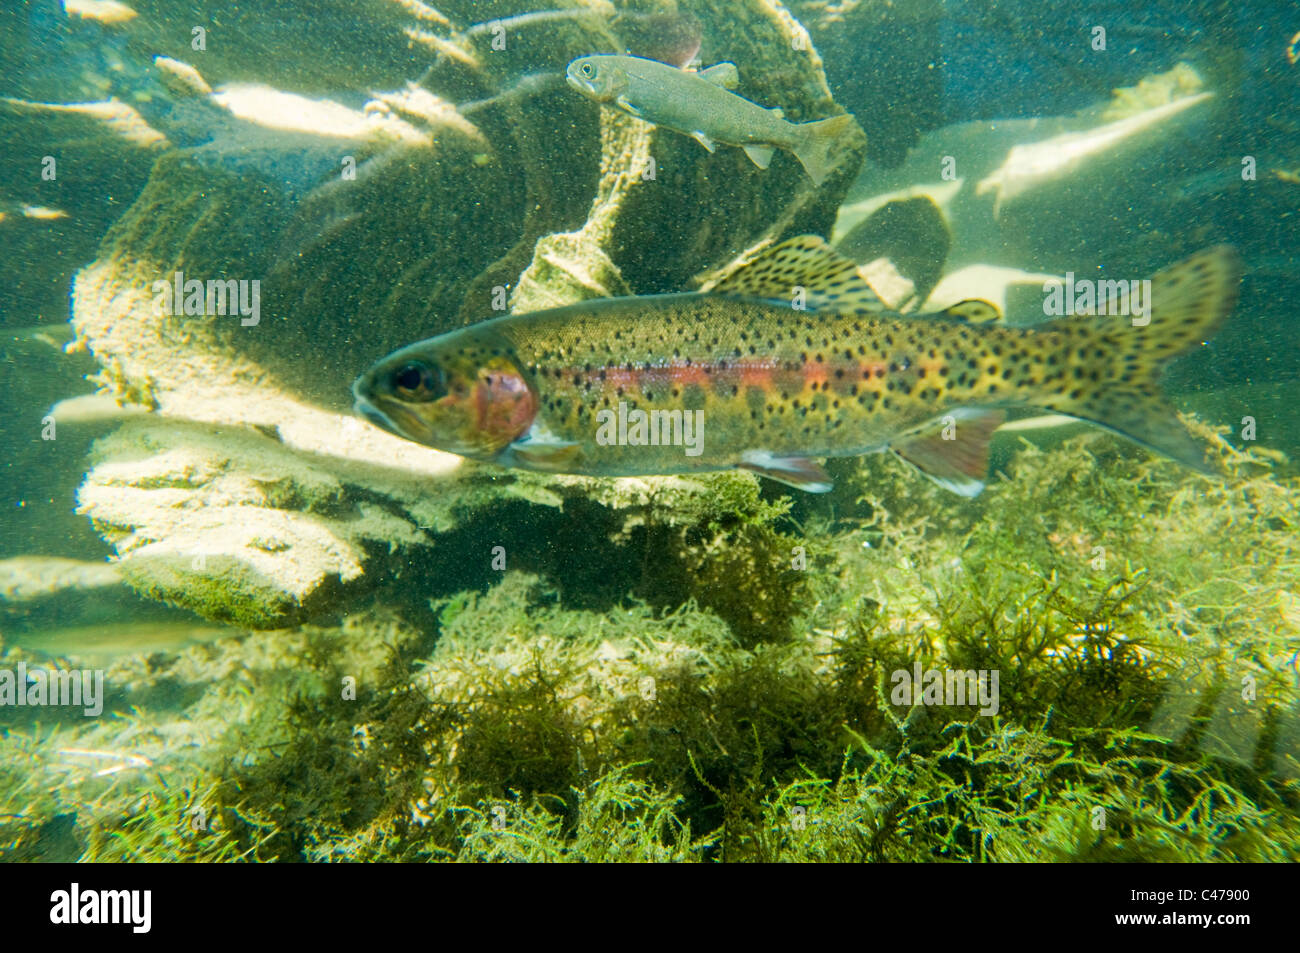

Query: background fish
[354,236,1240,495]
[565,54,856,186]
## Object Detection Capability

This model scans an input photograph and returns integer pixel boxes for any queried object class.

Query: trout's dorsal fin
[702,235,887,314]
[890,407,1006,496]
[698,63,739,89]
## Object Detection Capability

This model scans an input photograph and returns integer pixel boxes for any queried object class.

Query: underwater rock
[922,263,1064,320]
[834,195,951,309]
[59,0,863,626]
[0,556,121,609]
[508,106,647,312]
[76,417,435,627]
[1101,61,1206,121]
[0,555,172,642]
[830,59,1224,292]
[975,90,1213,217]
[62,0,138,27]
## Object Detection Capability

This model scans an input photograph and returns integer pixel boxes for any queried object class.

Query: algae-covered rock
[62,0,865,626]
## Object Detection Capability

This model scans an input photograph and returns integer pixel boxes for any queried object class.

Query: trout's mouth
[565,58,606,99]
[565,70,595,97]
[355,397,397,435]
[352,379,436,447]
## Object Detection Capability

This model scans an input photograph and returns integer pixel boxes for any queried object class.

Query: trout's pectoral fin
[616,95,644,118]
[742,144,775,169]
[890,408,1005,497]
[737,451,833,493]
[691,130,718,152]
[506,427,582,471]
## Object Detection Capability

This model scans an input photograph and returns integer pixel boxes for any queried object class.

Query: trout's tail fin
[1037,246,1241,473]
[792,113,856,187]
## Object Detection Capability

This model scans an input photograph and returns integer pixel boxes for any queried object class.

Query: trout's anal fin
[890,408,1006,497]
[505,424,581,471]
[701,234,886,314]
[742,144,775,169]
[698,63,739,89]
[691,130,717,152]
[738,451,833,493]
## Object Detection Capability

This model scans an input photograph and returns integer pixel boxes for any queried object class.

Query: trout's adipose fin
[938,298,1002,324]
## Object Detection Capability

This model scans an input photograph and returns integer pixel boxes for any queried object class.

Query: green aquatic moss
[646,473,820,646]
[79,776,278,863]
[121,558,303,629]
[4,427,1297,862]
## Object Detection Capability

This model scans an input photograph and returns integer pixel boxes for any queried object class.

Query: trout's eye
[390,361,446,402]
[580,62,594,77]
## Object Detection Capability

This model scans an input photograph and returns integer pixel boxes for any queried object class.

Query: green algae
[3,424,1296,862]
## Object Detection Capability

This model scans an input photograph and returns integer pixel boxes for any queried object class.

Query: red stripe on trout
[549,353,929,407]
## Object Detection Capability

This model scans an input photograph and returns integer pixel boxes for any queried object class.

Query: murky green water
[0,0,1296,863]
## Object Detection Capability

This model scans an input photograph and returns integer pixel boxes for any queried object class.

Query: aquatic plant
[4,423,1294,862]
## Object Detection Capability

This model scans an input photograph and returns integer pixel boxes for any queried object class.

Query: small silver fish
[565,54,856,185]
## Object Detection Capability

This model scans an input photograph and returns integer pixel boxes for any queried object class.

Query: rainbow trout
[565,54,855,186]
[353,237,1239,495]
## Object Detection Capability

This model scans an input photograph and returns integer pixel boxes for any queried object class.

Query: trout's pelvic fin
[616,95,645,118]
[738,450,833,492]
[702,235,886,314]
[1036,245,1241,474]
[890,408,1006,497]
[690,129,717,152]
